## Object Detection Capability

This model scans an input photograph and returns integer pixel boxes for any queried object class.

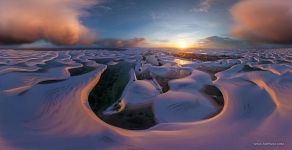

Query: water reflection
[174,58,193,65]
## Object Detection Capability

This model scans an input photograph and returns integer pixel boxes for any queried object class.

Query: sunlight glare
[177,40,189,49]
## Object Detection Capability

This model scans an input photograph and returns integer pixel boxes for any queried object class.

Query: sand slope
[0,48,291,150]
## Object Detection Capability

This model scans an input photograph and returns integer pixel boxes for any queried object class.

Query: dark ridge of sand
[239,65,264,73]
[242,79,258,86]
[275,60,290,64]
[202,85,224,106]
[17,90,29,96]
[99,104,157,130]
[259,60,274,64]
[38,79,66,84]
[174,53,242,62]
[68,66,96,76]
[92,58,114,65]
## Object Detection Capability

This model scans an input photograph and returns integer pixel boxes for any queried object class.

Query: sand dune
[0,48,291,149]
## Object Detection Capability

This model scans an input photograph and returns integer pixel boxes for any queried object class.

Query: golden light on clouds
[0,0,98,45]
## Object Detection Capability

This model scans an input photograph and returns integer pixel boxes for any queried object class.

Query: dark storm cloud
[95,38,146,48]
[231,0,292,44]
[0,0,99,45]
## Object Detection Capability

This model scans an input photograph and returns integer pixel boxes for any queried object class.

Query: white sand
[0,48,291,150]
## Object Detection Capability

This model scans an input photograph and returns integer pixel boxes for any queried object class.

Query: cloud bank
[0,0,98,45]
[231,0,292,44]
[197,36,251,49]
[95,38,146,48]
[197,36,292,49]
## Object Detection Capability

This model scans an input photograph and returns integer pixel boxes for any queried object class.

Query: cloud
[0,0,99,45]
[230,0,292,44]
[19,40,56,48]
[191,0,213,12]
[197,36,292,49]
[95,38,146,48]
[96,5,112,11]
[197,36,251,48]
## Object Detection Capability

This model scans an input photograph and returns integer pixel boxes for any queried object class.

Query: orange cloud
[0,0,98,45]
[231,0,292,44]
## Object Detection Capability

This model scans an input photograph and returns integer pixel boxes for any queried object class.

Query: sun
[177,40,189,49]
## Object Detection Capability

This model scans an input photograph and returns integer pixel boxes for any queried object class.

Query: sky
[85,0,238,48]
[0,0,291,48]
